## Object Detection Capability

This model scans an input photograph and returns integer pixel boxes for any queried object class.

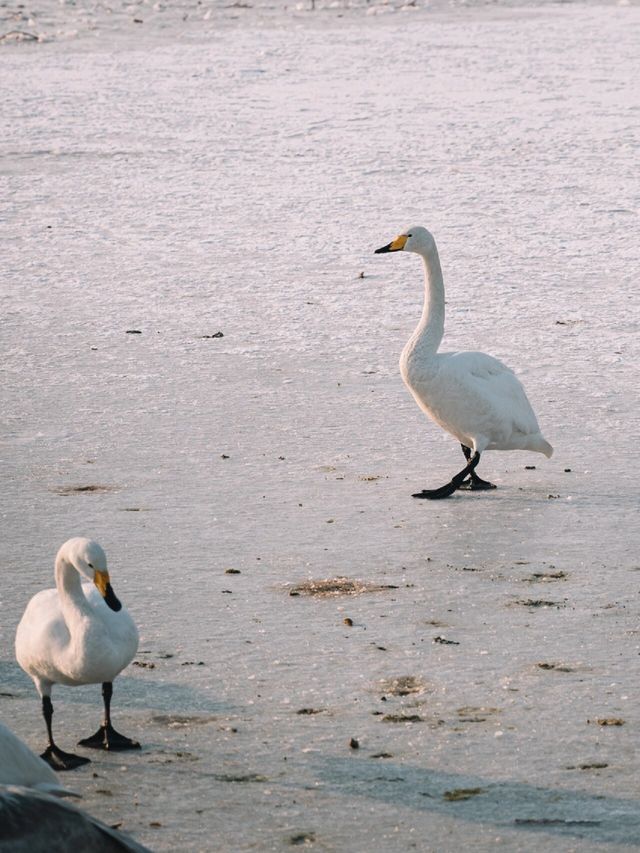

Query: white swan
[375,226,553,499]
[0,785,151,851]
[15,538,140,770]
[0,721,77,797]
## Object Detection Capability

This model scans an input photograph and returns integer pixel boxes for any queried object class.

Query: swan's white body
[0,723,76,797]
[382,227,552,459]
[15,539,138,700]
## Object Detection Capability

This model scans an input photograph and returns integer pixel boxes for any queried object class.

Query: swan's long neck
[412,245,445,355]
[55,555,91,628]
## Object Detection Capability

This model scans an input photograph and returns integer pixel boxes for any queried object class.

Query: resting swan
[0,786,151,851]
[375,226,553,499]
[15,538,140,770]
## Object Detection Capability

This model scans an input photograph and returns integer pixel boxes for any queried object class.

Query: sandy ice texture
[2,1,640,851]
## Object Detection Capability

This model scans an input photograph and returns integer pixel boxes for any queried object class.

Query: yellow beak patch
[94,570,111,597]
[389,234,408,251]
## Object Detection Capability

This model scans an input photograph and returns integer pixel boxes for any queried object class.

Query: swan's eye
[408,233,412,237]
[88,563,94,569]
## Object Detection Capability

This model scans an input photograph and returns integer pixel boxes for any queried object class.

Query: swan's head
[59,537,122,612]
[375,226,436,256]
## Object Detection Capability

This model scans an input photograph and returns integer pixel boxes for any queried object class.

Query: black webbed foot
[459,474,497,491]
[412,481,458,500]
[78,723,140,751]
[412,449,497,499]
[469,476,496,491]
[41,744,91,771]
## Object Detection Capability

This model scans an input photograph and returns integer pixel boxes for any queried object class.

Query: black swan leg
[413,451,483,500]
[78,682,140,751]
[40,695,90,771]
[458,444,496,491]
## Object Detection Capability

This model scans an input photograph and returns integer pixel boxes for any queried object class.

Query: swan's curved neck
[55,554,91,626]
[414,245,445,354]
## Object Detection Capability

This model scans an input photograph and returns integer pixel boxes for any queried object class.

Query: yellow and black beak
[94,570,122,612]
[375,234,408,254]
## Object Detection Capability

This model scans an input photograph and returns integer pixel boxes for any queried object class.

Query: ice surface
[1,1,640,850]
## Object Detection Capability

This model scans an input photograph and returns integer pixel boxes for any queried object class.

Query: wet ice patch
[51,483,116,495]
[287,578,398,597]
[376,675,428,697]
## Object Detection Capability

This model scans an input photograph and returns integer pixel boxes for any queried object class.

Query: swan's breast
[63,609,138,685]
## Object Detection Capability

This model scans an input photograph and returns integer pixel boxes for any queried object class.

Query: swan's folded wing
[443,352,542,436]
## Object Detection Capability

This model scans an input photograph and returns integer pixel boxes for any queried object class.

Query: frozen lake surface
[2,1,640,850]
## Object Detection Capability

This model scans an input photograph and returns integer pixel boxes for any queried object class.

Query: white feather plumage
[376,226,552,496]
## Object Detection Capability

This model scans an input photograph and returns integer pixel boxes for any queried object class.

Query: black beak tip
[374,244,391,254]
[104,583,122,612]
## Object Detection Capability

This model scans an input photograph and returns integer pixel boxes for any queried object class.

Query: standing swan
[15,538,140,770]
[375,226,553,499]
